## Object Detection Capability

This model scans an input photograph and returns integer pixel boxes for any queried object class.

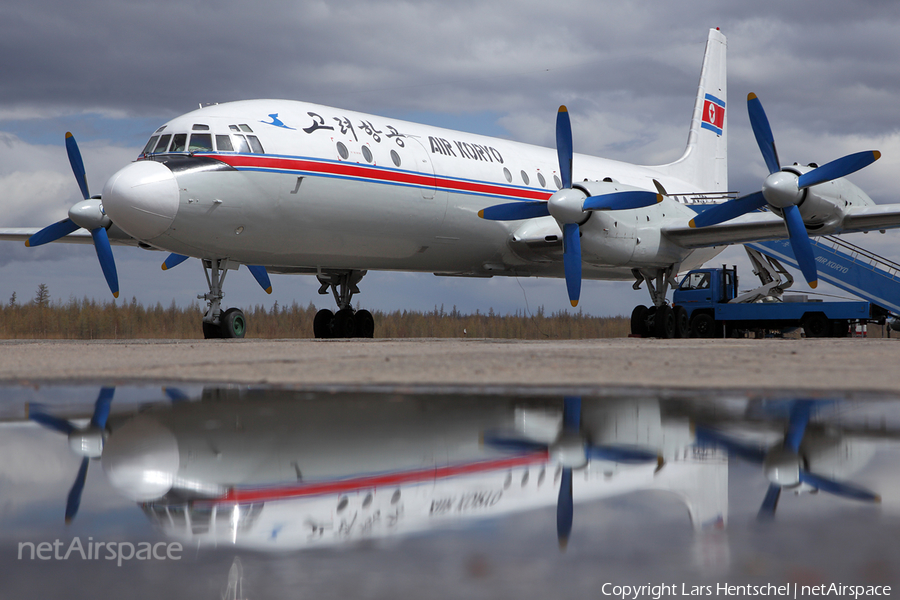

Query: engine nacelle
[778,165,875,232]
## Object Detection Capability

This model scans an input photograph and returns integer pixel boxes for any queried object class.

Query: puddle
[2,384,899,598]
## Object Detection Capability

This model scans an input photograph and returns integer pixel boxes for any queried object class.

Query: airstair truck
[671,249,887,338]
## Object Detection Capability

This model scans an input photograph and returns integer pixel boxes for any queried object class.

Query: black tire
[220,308,246,338]
[354,309,375,338]
[202,321,220,339]
[691,313,716,338]
[673,306,690,338]
[631,305,649,336]
[802,313,830,338]
[654,305,676,338]
[332,309,356,338]
[313,309,334,339]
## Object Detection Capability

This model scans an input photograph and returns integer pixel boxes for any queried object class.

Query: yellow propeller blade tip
[559,105,568,113]
[688,219,697,228]
[477,209,485,219]
[265,287,273,294]
[24,240,31,247]
[809,281,818,289]
[161,264,168,271]
[873,150,882,161]
[656,194,664,203]
[113,292,119,299]
[570,299,578,307]
[748,92,758,101]
[65,131,74,139]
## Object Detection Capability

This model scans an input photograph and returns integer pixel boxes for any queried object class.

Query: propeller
[161,254,273,294]
[689,93,881,288]
[479,106,661,306]
[26,133,120,298]
[695,399,880,519]
[484,396,661,548]
[28,387,115,523]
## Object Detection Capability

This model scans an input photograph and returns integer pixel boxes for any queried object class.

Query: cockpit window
[680,272,711,290]
[142,136,160,155]
[233,135,251,153]
[238,124,254,133]
[153,134,172,153]
[170,134,187,153]
[216,135,234,152]
[192,124,210,131]
[247,135,264,154]
[188,133,213,152]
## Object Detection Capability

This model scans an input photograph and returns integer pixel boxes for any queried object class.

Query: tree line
[0,285,630,339]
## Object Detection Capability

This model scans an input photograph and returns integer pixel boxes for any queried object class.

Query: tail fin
[655,28,727,192]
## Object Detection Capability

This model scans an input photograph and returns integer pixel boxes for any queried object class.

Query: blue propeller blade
[90,227,119,298]
[798,471,881,503]
[694,426,767,464]
[782,205,818,288]
[797,150,881,189]
[65,457,90,524]
[562,223,581,307]
[90,387,115,430]
[583,191,662,211]
[784,400,813,453]
[482,434,549,454]
[747,93,780,175]
[478,201,550,221]
[29,406,76,435]
[556,106,573,190]
[689,191,767,228]
[758,483,782,519]
[562,396,581,431]
[25,219,80,247]
[162,253,190,271]
[247,265,273,294]
[557,467,573,548]
[65,132,90,200]
[587,445,660,464]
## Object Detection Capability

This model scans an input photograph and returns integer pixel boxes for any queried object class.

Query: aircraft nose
[101,416,179,502]
[102,160,179,241]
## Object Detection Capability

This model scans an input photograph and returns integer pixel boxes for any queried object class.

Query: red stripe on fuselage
[207,154,552,202]
[214,451,549,504]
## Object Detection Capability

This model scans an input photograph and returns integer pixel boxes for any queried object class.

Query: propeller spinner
[689,93,881,289]
[479,107,662,306]
[26,133,120,298]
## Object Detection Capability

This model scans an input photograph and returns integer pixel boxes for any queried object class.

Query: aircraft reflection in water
[29,389,728,550]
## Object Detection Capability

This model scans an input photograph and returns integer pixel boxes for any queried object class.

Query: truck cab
[673,267,737,308]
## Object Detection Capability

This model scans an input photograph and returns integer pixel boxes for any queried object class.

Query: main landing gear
[629,266,689,339]
[200,259,247,339]
[313,270,375,339]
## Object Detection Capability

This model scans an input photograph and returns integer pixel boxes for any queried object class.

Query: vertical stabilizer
[656,28,727,192]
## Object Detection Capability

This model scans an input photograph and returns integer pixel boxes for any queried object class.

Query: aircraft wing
[0,227,144,248]
[664,204,900,249]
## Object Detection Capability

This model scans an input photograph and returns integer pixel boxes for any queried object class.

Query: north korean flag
[701,94,725,136]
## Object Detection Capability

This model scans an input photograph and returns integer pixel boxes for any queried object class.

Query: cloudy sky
[2,0,900,322]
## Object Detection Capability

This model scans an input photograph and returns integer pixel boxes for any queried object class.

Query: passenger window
[216,135,234,152]
[537,172,546,187]
[142,136,160,155]
[390,149,401,167]
[170,134,187,152]
[233,135,251,153]
[247,135,264,154]
[188,133,213,152]
[553,175,562,189]
[521,171,530,185]
[153,134,172,153]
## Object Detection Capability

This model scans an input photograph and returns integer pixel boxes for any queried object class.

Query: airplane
[2,27,897,339]
[26,388,725,550]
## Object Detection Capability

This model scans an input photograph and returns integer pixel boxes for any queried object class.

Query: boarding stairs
[746,235,900,314]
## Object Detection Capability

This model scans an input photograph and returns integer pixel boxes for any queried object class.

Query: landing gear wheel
[332,309,356,339]
[313,309,334,339]
[220,308,246,338]
[631,305,649,337]
[654,305,676,339]
[673,306,690,338]
[802,313,830,338]
[354,309,375,338]
[202,321,221,339]
[691,313,716,338]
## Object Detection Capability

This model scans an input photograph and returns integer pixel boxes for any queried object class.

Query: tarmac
[1,337,899,394]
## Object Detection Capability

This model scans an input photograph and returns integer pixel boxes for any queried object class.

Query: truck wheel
[673,306,690,338]
[690,313,716,338]
[631,305,649,336]
[654,305,676,338]
[802,313,830,338]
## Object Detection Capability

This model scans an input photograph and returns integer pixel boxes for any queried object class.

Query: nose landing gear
[313,270,375,339]
[200,259,246,339]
